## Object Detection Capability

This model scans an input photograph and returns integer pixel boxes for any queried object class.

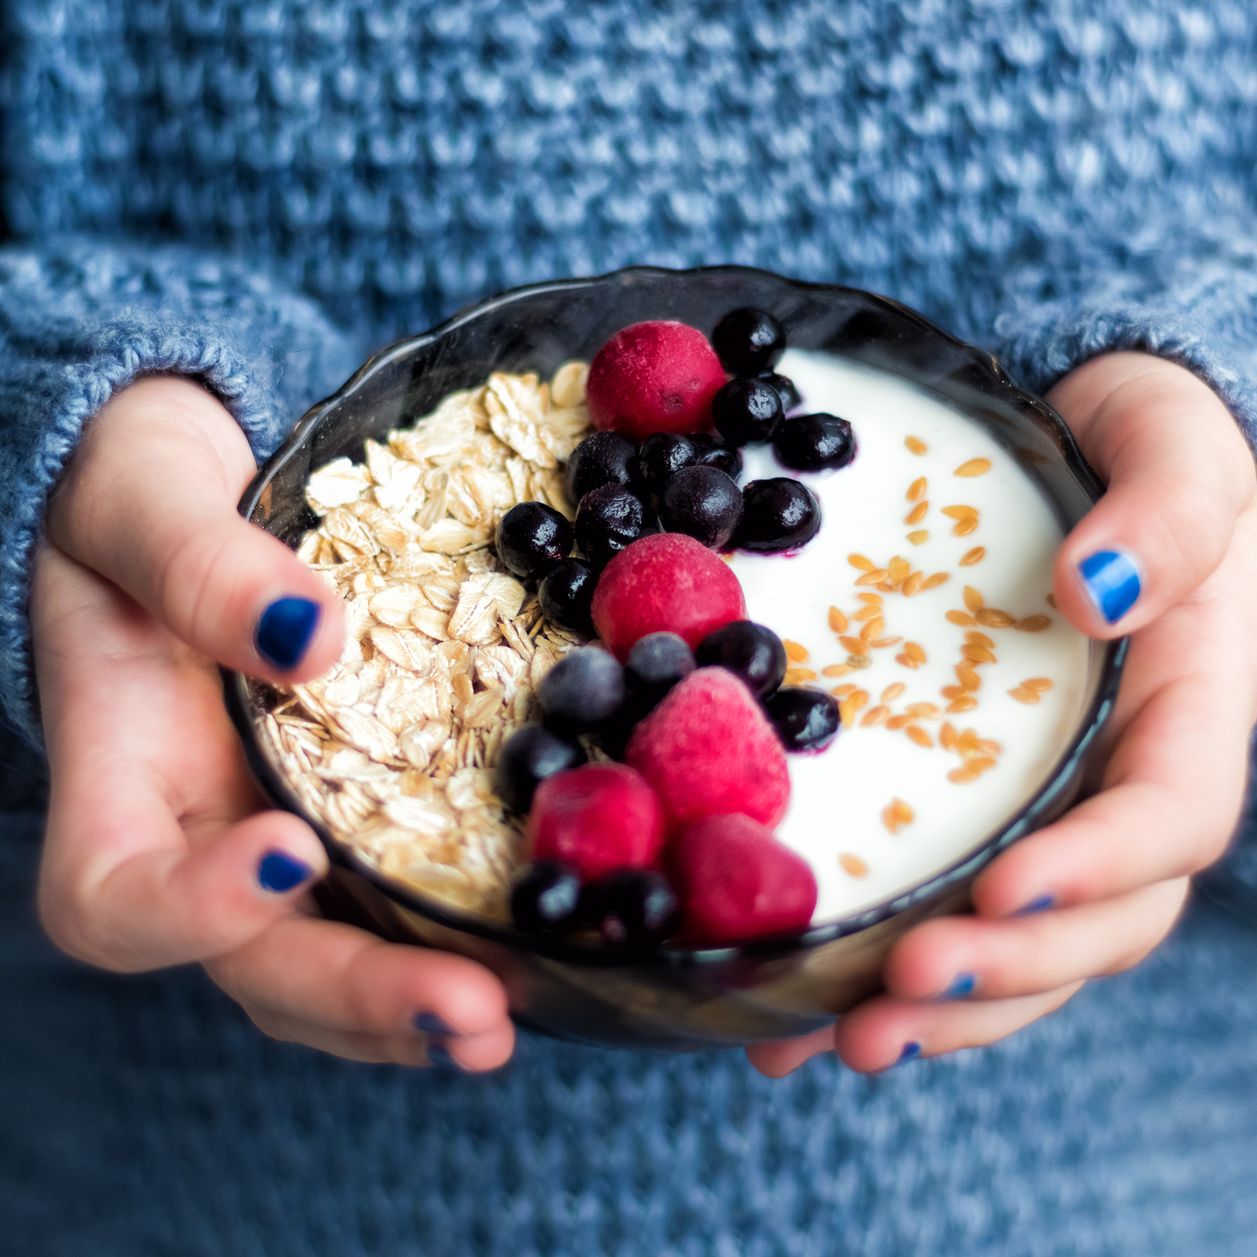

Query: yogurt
[728,350,1091,922]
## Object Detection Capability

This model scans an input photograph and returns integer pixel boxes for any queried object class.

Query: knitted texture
[2,3,1257,1253]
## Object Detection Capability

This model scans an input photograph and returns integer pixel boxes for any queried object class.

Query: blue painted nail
[256,850,312,894]
[426,1041,461,1071]
[941,971,977,999]
[1016,893,1056,916]
[894,1041,922,1067]
[255,596,321,670]
[414,1011,458,1036]
[1077,550,1141,624]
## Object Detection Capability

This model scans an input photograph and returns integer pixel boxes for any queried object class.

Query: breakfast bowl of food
[223,265,1127,1050]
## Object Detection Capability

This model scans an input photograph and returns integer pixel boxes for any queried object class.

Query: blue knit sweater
[3,4,1257,1254]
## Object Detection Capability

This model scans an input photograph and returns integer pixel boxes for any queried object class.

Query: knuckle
[157,525,237,639]
[37,880,130,972]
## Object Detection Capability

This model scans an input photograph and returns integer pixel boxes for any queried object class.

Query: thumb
[1047,354,1256,638]
[49,376,344,680]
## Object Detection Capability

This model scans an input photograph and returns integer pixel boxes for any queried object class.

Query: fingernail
[893,1041,922,1067]
[256,850,313,894]
[256,596,321,670]
[939,971,977,1000]
[1077,549,1141,624]
[1015,893,1055,916]
[425,1041,462,1071]
[413,1011,460,1037]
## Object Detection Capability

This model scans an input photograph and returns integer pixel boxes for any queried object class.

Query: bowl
[224,265,1127,1051]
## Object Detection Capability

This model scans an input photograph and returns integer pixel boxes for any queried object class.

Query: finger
[206,914,512,1044]
[48,375,343,681]
[247,1015,515,1072]
[832,982,1085,1073]
[972,662,1250,915]
[884,879,1188,1002]
[1046,354,1255,636]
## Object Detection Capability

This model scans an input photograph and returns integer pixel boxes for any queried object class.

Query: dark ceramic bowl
[225,266,1126,1051]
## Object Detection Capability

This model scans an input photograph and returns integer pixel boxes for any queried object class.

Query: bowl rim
[224,263,1128,970]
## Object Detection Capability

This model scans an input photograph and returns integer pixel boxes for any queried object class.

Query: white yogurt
[728,350,1092,922]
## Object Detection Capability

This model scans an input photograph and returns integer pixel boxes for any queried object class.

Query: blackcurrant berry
[535,647,626,735]
[695,621,787,699]
[574,484,646,568]
[690,433,743,480]
[659,465,743,549]
[772,413,856,472]
[585,868,681,947]
[734,478,821,553]
[538,558,597,636]
[764,687,841,752]
[760,371,801,413]
[712,307,787,375]
[565,431,638,504]
[632,432,699,497]
[510,860,586,934]
[495,501,573,580]
[495,724,586,812]
[712,377,783,447]
[624,632,696,710]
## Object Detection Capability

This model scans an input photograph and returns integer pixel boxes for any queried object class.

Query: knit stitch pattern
[2,4,1257,1253]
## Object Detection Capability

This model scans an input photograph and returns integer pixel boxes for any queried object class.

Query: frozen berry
[691,433,743,480]
[659,465,743,549]
[536,647,626,736]
[670,814,817,944]
[625,632,696,710]
[626,668,790,829]
[496,723,586,813]
[586,321,727,441]
[735,478,821,553]
[760,371,801,413]
[510,859,586,934]
[711,378,783,447]
[712,307,786,375]
[591,533,747,660]
[586,868,681,947]
[538,558,596,636]
[528,763,665,880]
[772,413,856,472]
[764,687,841,752]
[565,431,638,504]
[574,483,646,568]
[695,621,787,699]
[632,432,699,497]
[495,501,573,580]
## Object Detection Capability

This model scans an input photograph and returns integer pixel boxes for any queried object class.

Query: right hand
[32,375,514,1070]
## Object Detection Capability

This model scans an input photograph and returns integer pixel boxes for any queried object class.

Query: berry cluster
[491,309,857,948]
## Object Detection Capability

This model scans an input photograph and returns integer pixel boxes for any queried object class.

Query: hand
[32,376,514,1070]
[749,352,1257,1076]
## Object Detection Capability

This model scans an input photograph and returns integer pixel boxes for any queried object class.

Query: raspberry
[670,814,817,944]
[591,533,747,660]
[625,668,789,829]
[527,763,665,880]
[586,321,727,441]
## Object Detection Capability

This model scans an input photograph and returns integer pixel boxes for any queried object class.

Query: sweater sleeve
[984,235,1257,920]
[0,237,363,748]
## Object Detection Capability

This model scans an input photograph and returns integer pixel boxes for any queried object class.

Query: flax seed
[822,663,851,677]
[857,592,883,605]
[907,477,928,502]
[830,683,857,698]
[854,603,881,622]
[903,571,924,597]
[784,639,810,663]
[848,553,875,571]
[939,721,958,750]
[922,572,950,590]
[881,682,906,703]
[887,713,915,729]
[976,608,1015,628]
[942,505,978,520]
[904,641,926,663]
[1016,615,1051,632]
[946,696,979,714]
[856,569,888,586]
[861,704,890,727]
[955,457,992,477]
[840,635,869,657]
[1008,685,1041,704]
[907,529,929,545]
[1023,677,1054,692]
[953,516,979,537]
[784,667,818,685]
[839,852,870,878]
[868,635,903,648]
[965,630,995,649]
[959,546,986,566]
[963,642,997,665]
[963,585,984,612]
[860,616,885,642]
[906,702,941,718]
[946,610,976,627]
[948,763,983,783]
[955,662,981,690]
[905,725,934,748]
[828,606,848,633]
[905,501,929,526]
[905,436,928,455]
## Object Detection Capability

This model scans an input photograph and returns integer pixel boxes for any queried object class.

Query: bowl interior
[228,265,1123,963]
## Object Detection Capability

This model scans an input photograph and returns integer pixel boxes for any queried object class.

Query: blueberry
[760,371,801,413]
[510,860,586,934]
[625,632,696,709]
[696,621,787,699]
[712,377,783,447]
[495,501,573,580]
[584,868,681,947]
[735,478,821,553]
[538,558,596,636]
[632,432,699,497]
[565,432,638,504]
[772,413,856,472]
[690,433,743,480]
[535,647,626,735]
[764,687,841,752]
[659,465,743,549]
[495,724,586,812]
[574,483,646,568]
[712,307,787,375]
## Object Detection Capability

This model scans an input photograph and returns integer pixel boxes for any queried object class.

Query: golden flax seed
[848,653,874,670]
[905,501,929,526]
[903,571,924,597]
[905,725,934,748]
[861,704,890,727]
[946,696,979,714]
[946,610,976,627]
[965,630,995,649]
[839,852,870,878]
[953,516,980,537]
[830,683,857,698]
[963,643,997,665]
[1008,685,1040,704]
[955,457,992,478]
[904,641,927,663]
[907,477,928,502]
[940,721,958,750]
[1016,615,1051,632]
[856,569,888,586]
[784,639,809,663]
[1024,677,1054,692]
[886,713,915,729]
[956,662,981,691]
[881,681,906,703]
[840,635,869,657]
[907,529,929,545]
[905,436,928,455]
[860,616,885,642]
[822,663,851,678]
[943,505,978,520]
[948,763,983,783]
[887,555,911,584]
[922,572,950,590]
[906,701,941,718]
[976,608,1015,628]
[869,636,903,648]
[854,603,881,622]
[848,553,875,571]
[857,592,883,605]
[784,668,818,685]
[959,546,986,566]
[828,606,848,633]
[963,585,984,612]
[941,685,966,700]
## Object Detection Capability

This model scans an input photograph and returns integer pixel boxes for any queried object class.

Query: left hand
[748,352,1257,1077]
